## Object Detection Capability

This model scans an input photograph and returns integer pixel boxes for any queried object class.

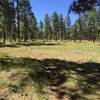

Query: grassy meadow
[0,41,100,100]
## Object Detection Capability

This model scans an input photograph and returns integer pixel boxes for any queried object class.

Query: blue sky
[30,0,78,25]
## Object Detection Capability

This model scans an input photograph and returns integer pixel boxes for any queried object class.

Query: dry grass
[0,41,100,100]
[0,41,100,62]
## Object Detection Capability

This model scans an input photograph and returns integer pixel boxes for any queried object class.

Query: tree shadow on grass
[0,43,18,48]
[0,42,62,48]
[0,58,100,99]
[17,42,62,46]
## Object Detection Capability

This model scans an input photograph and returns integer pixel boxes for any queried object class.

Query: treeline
[71,7,100,42]
[70,0,100,42]
[0,0,100,44]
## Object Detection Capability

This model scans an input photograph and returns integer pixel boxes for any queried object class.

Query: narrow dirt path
[27,47,68,100]
[26,47,38,58]
[42,60,68,100]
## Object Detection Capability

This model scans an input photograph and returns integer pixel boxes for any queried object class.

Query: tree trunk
[79,13,82,42]
[17,0,20,42]
[3,21,6,44]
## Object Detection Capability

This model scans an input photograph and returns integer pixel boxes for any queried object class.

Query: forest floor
[0,41,100,100]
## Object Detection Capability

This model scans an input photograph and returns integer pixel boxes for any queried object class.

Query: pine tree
[59,14,66,40]
[29,12,38,40]
[21,0,32,42]
[39,21,44,40]
[65,15,71,40]
[51,12,60,41]
[44,14,52,41]
[87,8,97,42]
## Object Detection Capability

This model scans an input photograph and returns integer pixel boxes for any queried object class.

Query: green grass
[0,52,8,58]
[0,41,100,100]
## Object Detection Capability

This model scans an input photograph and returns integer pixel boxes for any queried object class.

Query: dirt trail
[27,47,68,100]
[27,47,38,58]
[43,61,68,100]
[27,47,44,59]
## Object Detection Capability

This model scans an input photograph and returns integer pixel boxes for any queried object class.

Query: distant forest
[0,0,100,43]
